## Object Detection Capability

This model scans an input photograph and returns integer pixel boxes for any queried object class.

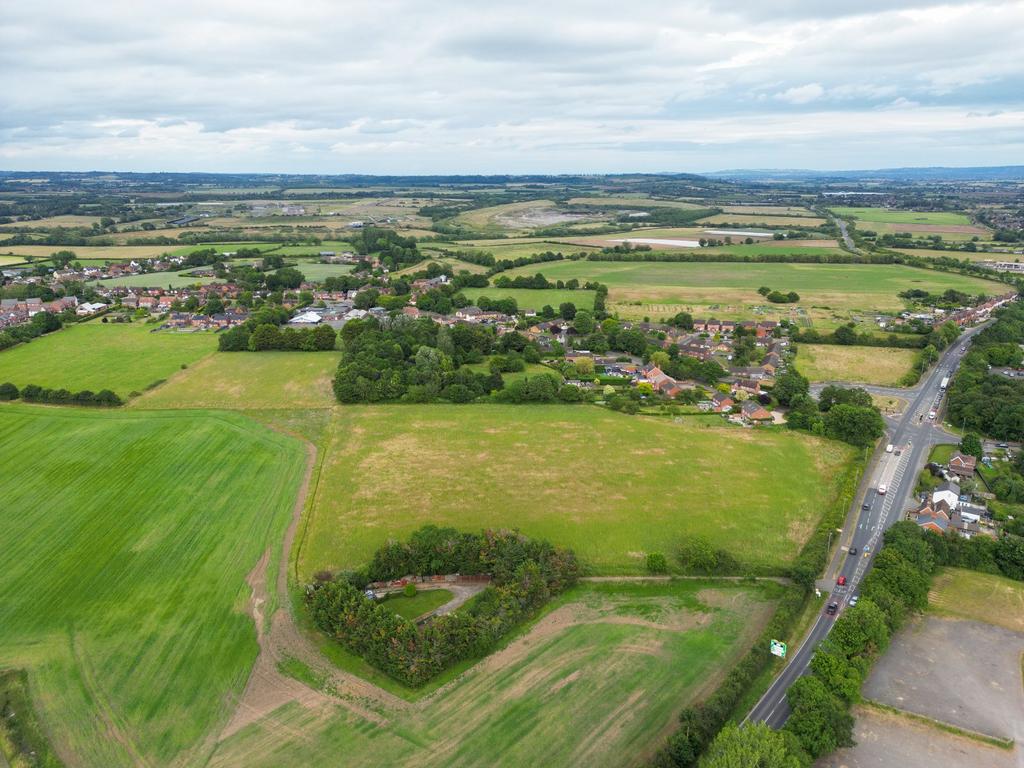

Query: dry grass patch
[795,344,918,386]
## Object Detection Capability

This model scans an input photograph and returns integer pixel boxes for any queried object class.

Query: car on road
[848,546,858,556]
[826,602,838,615]
[862,502,870,511]
[997,442,1009,449]
[849,595,859,607]
[886,443,894,453]
[837,575,847,586]
[877,484,887,495]
[928,411,936,420]
[895,449,901,456]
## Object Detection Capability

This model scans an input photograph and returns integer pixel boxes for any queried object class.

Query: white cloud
[0,0,1022,172]
[774,83,826,104]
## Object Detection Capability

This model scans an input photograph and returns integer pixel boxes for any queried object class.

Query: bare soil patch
[818,705,1018,768]
[862,616,1024,742]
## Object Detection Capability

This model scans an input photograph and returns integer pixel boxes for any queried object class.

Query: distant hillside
[708,166,1024,182]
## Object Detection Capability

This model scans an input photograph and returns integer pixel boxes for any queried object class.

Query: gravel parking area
[817,706,1018,768]
[862,616,1024,742]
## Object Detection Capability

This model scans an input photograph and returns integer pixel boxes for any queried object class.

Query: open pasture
[720,205,817,217]
[566,196,707,210]
[0,320,216,394]
[0,406,306,766]
[0,214,104,228]
[287,262,355,281]
[0,243,181,260]
[210,580,783,768]
[497,259,1002,317]
[928,567,1024,633]
[795,344,918,386]
[133,350,342,410]
[298,405,855,578]
[461,286,595,311]
[90,270,222,288]
[831,206,990,240]
[696,213,826,227]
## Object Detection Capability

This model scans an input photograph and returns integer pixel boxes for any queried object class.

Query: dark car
[861,502,870,511]
[849,546,858,556]
[826,602,838,615]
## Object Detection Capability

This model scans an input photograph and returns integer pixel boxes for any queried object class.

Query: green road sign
[770,639,787,658]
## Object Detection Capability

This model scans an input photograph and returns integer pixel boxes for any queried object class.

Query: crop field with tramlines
[0,405,306,766]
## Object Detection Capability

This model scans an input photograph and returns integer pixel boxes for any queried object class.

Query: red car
[837,576,847,586]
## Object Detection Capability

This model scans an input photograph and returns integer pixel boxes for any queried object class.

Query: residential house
[932,480,961,510]
[947,452,977,479]
[740,400,773,425]
[710,392,735,413]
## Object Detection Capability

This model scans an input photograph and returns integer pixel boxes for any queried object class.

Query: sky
[2,0,1024,174]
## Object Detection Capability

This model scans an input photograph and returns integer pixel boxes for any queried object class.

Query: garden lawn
[382,589,454,620]
[298,405,856,578]
[0,321,216,395]
[0,405,306,766]
[132,350,343,409]
[795,344,918,386]
[211,580,783,768]
[928,567,1024,633]
[461,287,596,312]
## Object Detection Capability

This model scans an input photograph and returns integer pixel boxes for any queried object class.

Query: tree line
[0,382,122,407]
[947,302,1024,440]
[307,527,579,686]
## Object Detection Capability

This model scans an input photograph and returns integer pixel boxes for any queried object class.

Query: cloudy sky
[2,0,1023,174]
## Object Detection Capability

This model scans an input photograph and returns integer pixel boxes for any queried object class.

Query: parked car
[837,575,847,586]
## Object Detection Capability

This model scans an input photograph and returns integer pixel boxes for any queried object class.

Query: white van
[886,444,894,453]
[878,484,887,495]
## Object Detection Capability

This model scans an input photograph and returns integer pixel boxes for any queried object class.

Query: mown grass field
[697,213,827,227]
[0,405,306,766]
[928,567,1024,632]
[0,244,179,260]
[285,262,354,281]
[134,351,342,409]
[496,260,1002,318]
[90,271,222,289]
[830,207,975,226]
[795,344,918,386]
[211,580,782,768]
[831,207,990,241]
[298,405,856,579]
[461,287,596,312]
[0,321,216,395]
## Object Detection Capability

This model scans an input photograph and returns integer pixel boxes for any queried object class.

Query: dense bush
[0,310,64,351]
[333,316,502,403]
[219,322,336,352]
[307,527,579,686]
[17,383,122,407]
[0,382,19,401]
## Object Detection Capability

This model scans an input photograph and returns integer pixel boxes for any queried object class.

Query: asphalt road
[744,323,989,728]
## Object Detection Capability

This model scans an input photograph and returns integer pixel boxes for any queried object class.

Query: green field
[461,287,596,312]
[169,242,281,256]
[795,344,918,386]
[0,321,216,395]
[496,260,1002,320]
[0,405,306,766]
[298,405,856,578]
[210,580,782,768]
[830,207,974,226]
[133,350,342,409]
[464,360,564,384]
[286,262,354,281]
[89,271,222,288]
